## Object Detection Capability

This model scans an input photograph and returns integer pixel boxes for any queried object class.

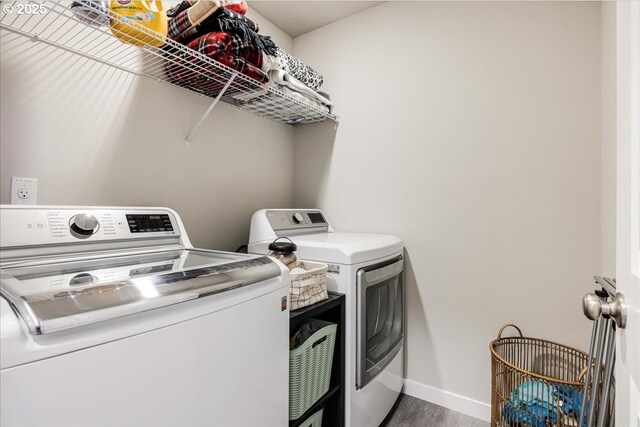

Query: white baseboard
[403,379,491,423]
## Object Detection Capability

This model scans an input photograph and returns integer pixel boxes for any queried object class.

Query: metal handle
[583,292,627,328]
[496,324,523,339]
[362,258,403,286]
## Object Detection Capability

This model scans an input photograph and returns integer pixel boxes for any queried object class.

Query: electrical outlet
[10,177,37,205]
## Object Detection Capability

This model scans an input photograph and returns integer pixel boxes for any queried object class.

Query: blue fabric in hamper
[502,380,586,427]
[502,380,558,426]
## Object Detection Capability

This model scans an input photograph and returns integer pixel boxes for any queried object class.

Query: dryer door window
[356,256,403,389]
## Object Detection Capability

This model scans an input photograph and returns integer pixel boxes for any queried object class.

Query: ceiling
[248,1,384,38]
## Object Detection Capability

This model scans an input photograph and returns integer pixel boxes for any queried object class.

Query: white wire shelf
[0,0,338,136]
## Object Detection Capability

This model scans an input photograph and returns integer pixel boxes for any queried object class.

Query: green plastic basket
[299,409,323,427]
[289,320,337,420]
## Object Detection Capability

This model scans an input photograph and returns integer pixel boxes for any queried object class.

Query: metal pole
[587,317,610,427]
[579,317,601,427]
[596,324,616,427]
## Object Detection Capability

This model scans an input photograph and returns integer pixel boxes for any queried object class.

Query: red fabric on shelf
[224,0,247,15]
[165,31,268,98]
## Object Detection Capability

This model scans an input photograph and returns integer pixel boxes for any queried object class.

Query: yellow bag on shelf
[110,1,167,47]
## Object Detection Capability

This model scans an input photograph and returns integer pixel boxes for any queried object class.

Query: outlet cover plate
[10,177,37,205]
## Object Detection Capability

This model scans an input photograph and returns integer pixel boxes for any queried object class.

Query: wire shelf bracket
[184,73,237,149]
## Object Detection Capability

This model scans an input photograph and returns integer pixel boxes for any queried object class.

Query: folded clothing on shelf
[263,48,324,92]
[164,0,278,92]
[162,0,333,123]
[168,0,276,56]
[222,0,248,15]
[167,0,247,19]
[166,0,192,18]
[165,31,268,97]
[269,69,332,113]
[168,0,222,41]
[227,73,332,123]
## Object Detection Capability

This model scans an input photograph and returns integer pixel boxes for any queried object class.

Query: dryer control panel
[249,209,333,243]
[266,210,328,232]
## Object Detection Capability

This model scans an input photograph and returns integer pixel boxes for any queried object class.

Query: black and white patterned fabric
[263,48,324,92]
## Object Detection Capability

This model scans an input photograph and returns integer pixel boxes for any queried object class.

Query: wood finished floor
[380,394,490,427]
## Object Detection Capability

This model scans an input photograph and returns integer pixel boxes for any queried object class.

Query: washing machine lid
[288,232,403,265]
[0,249,280,335]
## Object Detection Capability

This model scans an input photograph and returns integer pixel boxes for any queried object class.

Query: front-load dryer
[249,209,404,427]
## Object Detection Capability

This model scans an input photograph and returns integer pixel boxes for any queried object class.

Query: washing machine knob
[70,213,99,236]
[292,213,304,224]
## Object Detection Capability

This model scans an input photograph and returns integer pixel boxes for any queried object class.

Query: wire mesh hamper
[289,319,337,420]
[490,324,610,427]
[290,261,329,311]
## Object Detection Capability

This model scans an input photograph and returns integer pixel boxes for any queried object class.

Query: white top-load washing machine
[0,205,289,427]
[249,209,404,427]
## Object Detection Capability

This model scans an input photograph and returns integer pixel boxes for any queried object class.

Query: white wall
[293,1,601,415]
[0,8,292,251]
[601,2,617,276]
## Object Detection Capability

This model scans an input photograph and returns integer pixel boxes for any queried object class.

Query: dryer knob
[70,213,99,236]
[292,213,304,224]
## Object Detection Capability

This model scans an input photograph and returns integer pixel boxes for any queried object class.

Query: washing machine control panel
[266,210,328,232]
[0,207,180,247]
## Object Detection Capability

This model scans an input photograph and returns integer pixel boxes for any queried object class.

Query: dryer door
[356,255,403,389]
